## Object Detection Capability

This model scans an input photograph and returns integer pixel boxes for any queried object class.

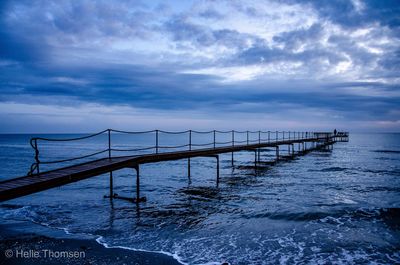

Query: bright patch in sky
[0,0,399,132]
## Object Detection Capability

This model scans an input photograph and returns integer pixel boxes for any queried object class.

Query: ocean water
[0,132,399,264]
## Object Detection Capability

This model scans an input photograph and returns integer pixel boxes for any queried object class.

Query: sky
[0,0,399,133]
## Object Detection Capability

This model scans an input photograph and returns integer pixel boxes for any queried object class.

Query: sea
[0,132,399,264]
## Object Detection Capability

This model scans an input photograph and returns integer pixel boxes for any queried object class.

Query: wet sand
[0,221,181,265]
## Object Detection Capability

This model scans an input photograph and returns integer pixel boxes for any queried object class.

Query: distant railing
[28,129,331,176]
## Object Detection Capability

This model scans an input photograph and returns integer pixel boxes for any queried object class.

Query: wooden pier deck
[0,130,348,202]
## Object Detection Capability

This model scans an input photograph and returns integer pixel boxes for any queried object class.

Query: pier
[0,130,348,202]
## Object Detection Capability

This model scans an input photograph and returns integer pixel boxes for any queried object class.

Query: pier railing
[28,130,346,175]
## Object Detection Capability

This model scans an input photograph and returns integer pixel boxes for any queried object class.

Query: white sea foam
[96,236,189,265]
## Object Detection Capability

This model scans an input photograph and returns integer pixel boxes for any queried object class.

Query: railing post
[247,131,249,145]
[188,130,191,178]
[107,129,113,198]
[257,130,261,161]
[268,131,270,142]
[156,130,159,154]
[213,130,216,149]
[188,130,192,177]
[276,131,278,141]
[108,129,111,159]
[283,131,285,140]
[189,130,192,151]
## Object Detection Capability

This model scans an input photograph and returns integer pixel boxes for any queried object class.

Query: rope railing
[31,129,109,142]
[158,144,190,149]
[110,129,156,134]
[40,149,109,164]
[110,146,156,152]
[191,142,215,147]
[27,129,330,176]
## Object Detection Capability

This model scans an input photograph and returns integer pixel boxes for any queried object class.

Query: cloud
[0,0,399,132]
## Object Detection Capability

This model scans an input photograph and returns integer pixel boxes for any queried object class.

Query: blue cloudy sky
[0,0,399,133]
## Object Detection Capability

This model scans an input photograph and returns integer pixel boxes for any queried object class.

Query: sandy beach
[0,221,181,265]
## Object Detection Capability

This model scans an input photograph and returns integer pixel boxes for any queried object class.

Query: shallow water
[0,133,399,264]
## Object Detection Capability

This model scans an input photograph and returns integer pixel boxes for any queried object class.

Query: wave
[373,150,400,154]
[96,236,189,265]
[0,204,189,265]
[309,166,400,176]
[2,203,399,264]
[362,168,400,176]
[242,207,400,225]
[309,167,348,172]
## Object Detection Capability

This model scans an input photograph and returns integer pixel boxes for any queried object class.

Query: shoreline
[0,220,182,265]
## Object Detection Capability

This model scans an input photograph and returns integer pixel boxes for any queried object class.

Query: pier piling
[0,130,348,203]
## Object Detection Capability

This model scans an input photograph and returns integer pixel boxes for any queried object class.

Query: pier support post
[135,165,140,203]
[216,155,220,186]
[109,171,113,198]
[188,158,191,179]
[104,171,114,199]
[132,165,146,204]
[292,144,295,156]
[276,146,279,162]
[231,152,234,168]
[203,155,220,187]
[109,164,146,203]
[254,149,257,168]
[231,130,234,168]
[257,149,261,163]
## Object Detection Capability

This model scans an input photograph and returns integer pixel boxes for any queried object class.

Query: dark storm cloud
[283,0,400,29]
[164,16,262,49]
[234,44,345,65]
[0,0,399,132]
[198,8,225,20]
[273,24,324,50]
[1,59,397,121]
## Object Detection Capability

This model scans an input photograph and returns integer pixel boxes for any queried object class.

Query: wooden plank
[0,184,20,190]
[0,136,339,202]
